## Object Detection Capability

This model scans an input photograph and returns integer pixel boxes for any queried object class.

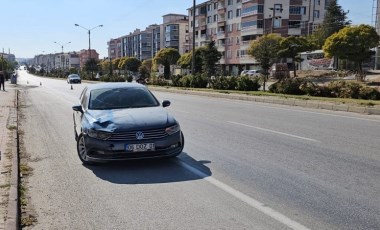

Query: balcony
[217,31,225,39]
[288,28,302,36]
[241,27,264,36]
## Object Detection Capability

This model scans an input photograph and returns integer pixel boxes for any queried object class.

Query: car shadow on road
[84,152,212,184]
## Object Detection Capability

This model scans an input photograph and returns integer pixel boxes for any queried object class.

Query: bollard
[71,85,73,90]
[40,82,42,86]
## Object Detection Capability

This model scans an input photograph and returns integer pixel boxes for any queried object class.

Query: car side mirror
[72,105,83,113]
[162,100,171,108]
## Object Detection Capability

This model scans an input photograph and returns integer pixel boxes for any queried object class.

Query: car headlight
[165,124,180,135]
[87,129,112,140]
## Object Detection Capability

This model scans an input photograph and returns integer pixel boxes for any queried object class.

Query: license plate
[125,143,155,152]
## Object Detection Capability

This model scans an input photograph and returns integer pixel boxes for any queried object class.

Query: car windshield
[88,87,159,110]
[69,75,80,79]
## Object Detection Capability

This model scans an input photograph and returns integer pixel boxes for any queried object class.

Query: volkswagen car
[72,82,184,164]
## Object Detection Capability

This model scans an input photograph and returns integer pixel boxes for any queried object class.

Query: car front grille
[108,128,168,141]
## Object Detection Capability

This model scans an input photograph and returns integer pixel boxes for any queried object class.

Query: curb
[5,90,20,230]
[149,87,380,116]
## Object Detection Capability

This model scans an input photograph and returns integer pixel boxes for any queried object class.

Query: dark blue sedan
[72,83,184,164]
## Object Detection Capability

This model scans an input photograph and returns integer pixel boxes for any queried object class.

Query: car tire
[77,133,93,165]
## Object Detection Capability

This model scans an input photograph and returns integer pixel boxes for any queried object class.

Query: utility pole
[269,6,283,34]
[191,0,196,75]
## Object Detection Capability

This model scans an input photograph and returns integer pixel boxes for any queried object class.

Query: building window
[208,4,211,11]
[227,24,233,32]
[228,10,233,19]
[214,2,217,10]
[315,0,321,5]
[288,21,301,28]
[236,37,240,44]
[274,18,281,28]
[289,6,306,15]
[314,10,320,18]
[214,14,218,22]
[227,50,232,59]
[228,0,233,6]
[207,16,212,23]
[241,20,257,28]
[242,5,264,15]
[236,8,241,17]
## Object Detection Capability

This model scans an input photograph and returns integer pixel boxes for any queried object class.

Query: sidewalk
[0,81,18,230]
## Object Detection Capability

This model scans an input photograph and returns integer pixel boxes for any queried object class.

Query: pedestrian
[0,71,5,91]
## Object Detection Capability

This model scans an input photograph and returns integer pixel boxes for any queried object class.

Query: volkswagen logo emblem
[136,131,144,140]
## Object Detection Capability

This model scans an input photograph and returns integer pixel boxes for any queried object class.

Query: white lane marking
[178,161,311,230]
[228,121,320,143]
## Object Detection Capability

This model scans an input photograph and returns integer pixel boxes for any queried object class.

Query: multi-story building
[33,50,95,71]
[79,49,99,68]
[0,52,16,62]
[189,0,328,75]
[112,14,189,62]
[108,38,123,60]
[161,14,190,54]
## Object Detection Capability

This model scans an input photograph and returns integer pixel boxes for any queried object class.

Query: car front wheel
[77,134,93,165]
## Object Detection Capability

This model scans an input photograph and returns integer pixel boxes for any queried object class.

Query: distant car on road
[241,69,261,77]
[67,74,81,84]
[72,82,184,164]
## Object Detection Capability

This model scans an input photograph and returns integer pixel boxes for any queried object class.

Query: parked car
[67,74,81,84]
[241,69,261,77]
[72,82,184,164]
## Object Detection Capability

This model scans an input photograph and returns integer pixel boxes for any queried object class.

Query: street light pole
[54,41,71,73]
[75,24,103,78]
[191,0,196,75]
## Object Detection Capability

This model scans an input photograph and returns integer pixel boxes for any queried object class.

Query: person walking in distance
[0,71,5,91]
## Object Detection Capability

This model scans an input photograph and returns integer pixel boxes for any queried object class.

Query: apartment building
[33,50,97,71]
[108,38,123,60]
[112,14,189,62]
[189,0,327,75]
[79,49,100,68]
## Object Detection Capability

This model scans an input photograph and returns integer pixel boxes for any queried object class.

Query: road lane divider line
[227,121,320,143]
[178,161,311,230]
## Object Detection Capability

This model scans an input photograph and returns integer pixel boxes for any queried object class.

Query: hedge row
[269,78,380,100]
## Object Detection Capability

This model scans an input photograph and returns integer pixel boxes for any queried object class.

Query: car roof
[86,82,145,91]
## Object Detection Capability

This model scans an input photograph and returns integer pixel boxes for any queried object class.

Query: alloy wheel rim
[78,136,87,161]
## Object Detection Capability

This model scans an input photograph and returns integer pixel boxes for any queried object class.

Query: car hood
[84,107,176,132]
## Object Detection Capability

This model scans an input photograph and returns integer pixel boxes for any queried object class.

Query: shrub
[170,75,182,87]
[179,74,208,88]
[236,76,261,91]
[359,87,380,100]
[269,78,304,95]
[100,75,125,82]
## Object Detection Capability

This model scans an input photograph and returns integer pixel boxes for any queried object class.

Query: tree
[139,59,153,79]
[112,58,121,72]
[84,59,99,76]
[200,41,222,77]
[313,0,351,48]
[278,36,310,77]
[177,48,205,74]
[119,57,141,75]
[153,48,180,78]
[323,24,380,81]
[248,34,283,91]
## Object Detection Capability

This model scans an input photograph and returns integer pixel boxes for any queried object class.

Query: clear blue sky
[0,0,373,59]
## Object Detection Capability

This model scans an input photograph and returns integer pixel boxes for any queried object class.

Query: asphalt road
[16,70,380,230]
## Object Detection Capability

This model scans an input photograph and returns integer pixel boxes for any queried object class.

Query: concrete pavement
[0,80,19,230]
